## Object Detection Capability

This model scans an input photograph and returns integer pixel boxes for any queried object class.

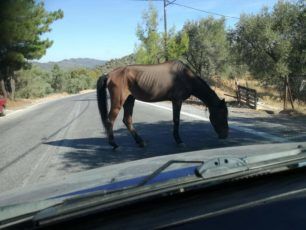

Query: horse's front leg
[172,100,184,146]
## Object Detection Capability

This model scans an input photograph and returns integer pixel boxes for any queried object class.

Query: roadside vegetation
[0,0,305,113]
[134,0,305,112]
[15,65,100,98]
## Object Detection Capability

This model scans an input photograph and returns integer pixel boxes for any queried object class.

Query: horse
[97,60,228,149]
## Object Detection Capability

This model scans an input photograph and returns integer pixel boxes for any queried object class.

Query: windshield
[0,0,305,214]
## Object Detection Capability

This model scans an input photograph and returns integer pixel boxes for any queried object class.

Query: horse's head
[208,99,228,139]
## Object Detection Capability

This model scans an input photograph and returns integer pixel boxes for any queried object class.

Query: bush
[16,68,53,98]
[14,64,101,97]
[65,74,88,94]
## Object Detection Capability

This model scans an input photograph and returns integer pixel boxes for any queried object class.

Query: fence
[237,85,258,109]
[290,75,306,102]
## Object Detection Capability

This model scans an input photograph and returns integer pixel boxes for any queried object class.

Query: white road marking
[136,101,288,142]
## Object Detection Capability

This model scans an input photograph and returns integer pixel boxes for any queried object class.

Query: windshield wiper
[136,160,204,187]
[2,145,306,229]
[32,145,306,221]
[136,145,306,186]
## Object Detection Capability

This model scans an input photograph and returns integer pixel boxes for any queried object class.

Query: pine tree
[0,0,63,99]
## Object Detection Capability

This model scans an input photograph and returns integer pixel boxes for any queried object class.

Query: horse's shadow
[44,120,273,172]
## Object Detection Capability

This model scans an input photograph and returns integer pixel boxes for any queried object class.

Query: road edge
[3,90,96,118]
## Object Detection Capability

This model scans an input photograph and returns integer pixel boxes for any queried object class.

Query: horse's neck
[192,77,220,107]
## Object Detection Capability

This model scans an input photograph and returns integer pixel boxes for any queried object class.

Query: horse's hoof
[138,141,147,148]
[110,142,119,150]
[177,142,186,148]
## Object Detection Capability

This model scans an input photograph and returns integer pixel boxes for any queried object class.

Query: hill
[97,54,135,74]
[32,58,106,71]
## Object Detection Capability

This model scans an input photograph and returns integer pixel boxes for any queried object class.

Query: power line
[171,2,240,20]
[165,0,177,6]
[132,0,240,61]
[132,0,240,20]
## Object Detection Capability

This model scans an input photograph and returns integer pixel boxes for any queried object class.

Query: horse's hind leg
[106,105,121,149]
[123,95,145,147]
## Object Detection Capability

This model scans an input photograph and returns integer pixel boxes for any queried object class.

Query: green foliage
[183,17,229,78]
[135,3,163,64]
[232,1,305,88]
[51,64,68,92]
[226,31,249,79]
[0,0,63,100]
[65,69,96,94]
[135,4,190,64]
[286,0,306,86]
[15,67,53,98]
[167,28,189,61]
[0,0,63,81]
[65,75,87,94]
[15,64,100,98]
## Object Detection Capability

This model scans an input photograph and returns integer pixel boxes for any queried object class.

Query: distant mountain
[97,54,135,74]
[32,58,106,71]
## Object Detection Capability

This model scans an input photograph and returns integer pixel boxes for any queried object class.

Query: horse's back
[107,61,194,102]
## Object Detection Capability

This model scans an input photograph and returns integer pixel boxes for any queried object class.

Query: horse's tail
[97,74,109,131]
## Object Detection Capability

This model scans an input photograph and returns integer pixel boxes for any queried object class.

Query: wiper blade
[136,160,203,187]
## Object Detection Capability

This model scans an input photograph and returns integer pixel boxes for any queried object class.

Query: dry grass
[6,90,96,111]
[6,98,34,110]
[6,92,73,111]
[79,89,95,94]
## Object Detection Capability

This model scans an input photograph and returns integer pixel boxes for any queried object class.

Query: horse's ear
[219,99,227,108]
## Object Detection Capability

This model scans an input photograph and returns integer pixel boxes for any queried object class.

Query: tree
[135,3,189,64]
[135,3,163,64]
[51,64,67,92]
[0,0,63,99]
[167,28,189,61]
[183,17,229,78]
[285,0,306,100]
[232,1,305,90]
[15,67,53,98]
[65,69,95,94]
[226,30,249,79]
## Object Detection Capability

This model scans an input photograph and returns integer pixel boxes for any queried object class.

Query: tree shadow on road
[229,113,306,140]
[44,120,280,173]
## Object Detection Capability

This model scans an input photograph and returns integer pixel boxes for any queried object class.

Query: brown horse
[97,61,228,149]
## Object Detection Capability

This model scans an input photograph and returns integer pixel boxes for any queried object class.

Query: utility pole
[137,0,175,61]
[163,0,176,61]
[163,0,168,61]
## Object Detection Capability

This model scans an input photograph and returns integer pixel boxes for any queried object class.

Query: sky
[40,0,279,62]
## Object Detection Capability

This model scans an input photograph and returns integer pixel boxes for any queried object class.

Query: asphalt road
[0,92,305,193]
